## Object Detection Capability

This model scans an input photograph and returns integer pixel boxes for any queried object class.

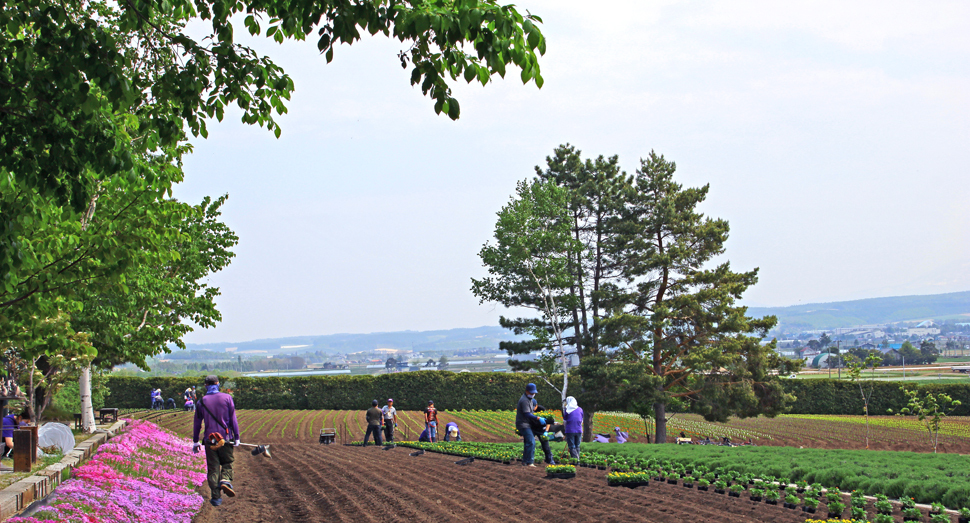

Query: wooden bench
[98,408,119,424]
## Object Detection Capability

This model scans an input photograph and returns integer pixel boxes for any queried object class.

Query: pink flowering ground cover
[9,419,206,523]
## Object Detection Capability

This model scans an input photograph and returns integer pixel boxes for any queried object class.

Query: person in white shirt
[381,399,398,443]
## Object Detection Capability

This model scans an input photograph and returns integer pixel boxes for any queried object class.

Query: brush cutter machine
[205,433,271,458]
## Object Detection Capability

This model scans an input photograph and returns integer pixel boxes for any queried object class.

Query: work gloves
[192,442,202,454]
[232,440,240,447]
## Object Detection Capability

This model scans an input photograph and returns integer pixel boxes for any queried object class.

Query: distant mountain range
[180,326,527,356]
[747,291,970,332]
[178,291,970,355]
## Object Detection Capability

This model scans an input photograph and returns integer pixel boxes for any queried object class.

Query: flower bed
[546,464,576,479]
[606,471,650,488]
[9,419,205,523]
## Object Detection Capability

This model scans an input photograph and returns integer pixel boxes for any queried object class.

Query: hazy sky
[174,0,970,344]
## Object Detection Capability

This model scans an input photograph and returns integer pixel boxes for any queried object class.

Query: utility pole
[837,340,842,379]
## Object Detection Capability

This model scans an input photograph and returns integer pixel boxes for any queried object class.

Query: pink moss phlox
[8,419,205,523]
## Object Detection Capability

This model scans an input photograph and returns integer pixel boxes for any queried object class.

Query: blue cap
[526,383,538,394]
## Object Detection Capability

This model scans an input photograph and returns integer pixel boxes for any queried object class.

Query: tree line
[2,0,547,426]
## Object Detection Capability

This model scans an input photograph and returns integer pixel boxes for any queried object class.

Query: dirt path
[192,440,814,523]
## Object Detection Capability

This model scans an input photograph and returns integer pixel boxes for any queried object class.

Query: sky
[173,0,970,344]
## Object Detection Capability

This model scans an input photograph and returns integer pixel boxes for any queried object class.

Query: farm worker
[515,382,545,467]
[443,422,461,442]
[184,398,195,412]
[192,375,240,507]
[1,409,30,459]
[364,399,384,446]
[614,427,628,444]
[530,403,556,465]
[425,400,439,443]
[563,396,584,459]
[418,428,431,442]
[381,399,397,443]
[184,386,196,403]
[151,389,163,410]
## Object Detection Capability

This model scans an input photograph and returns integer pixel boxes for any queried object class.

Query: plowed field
[140,408,970,453]
[190,441,813,523]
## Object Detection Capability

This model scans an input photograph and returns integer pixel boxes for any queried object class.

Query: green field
[401,440,970,509]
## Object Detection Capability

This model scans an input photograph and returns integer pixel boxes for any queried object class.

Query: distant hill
[180,326,527,356]
[747,291,970,332]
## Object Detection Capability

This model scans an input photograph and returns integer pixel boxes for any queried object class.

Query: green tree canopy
[477,146,800,443]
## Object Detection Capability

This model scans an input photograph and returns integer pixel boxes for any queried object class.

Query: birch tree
[472,179,581,404]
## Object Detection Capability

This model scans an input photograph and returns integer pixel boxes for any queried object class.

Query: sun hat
[428,400,434,404]
[372,399,379,406]
[387,398,393,403]
[526,383,538,394]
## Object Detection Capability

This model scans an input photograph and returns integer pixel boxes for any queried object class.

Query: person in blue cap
[515,382,544,467]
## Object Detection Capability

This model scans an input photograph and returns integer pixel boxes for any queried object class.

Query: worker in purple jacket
[192,375,240,507]
[562,396,584,458]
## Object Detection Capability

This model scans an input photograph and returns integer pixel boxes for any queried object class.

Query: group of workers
[363,398,461,446]
[515,382,586,466]
[150,387,198,411]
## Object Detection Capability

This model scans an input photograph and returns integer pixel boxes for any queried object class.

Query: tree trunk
[28,358,35,419]
[80,365,96,432]
[654,401,667,444]
[582,408,595,442]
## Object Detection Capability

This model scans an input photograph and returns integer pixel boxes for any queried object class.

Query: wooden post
[27,426,38,464]
[13,430,31,472]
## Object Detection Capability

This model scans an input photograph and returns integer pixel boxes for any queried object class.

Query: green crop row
[400,440,970,509]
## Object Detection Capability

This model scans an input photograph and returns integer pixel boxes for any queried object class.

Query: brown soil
[191,440,816,523]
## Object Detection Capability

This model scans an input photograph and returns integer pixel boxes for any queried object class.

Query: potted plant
[697,478,710,492]
[874,514,895,523]
[828,501,846,519]
[683,476,695,488]
[851,506,867,520]
[796,480,808,494]
[764,490,779,505]
[784,493,799,509]
[714,480,728,494]
[802,496,819,514]
[930,513,951,523]
[902,506,922,522]
[546,464,576,479]
[959,507,970,523]
[749,488,763,502]
[875,498,894,516]
[667,472,680,485]
[902,498,917,510]
[729,484,744,498]
[825,490,843,504]
[930,503,946,516]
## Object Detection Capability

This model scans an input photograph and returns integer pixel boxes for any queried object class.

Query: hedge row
[782,379,970,416]
[104,374,970,416]
[104,372,561,411]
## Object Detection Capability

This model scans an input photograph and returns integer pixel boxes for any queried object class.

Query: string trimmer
[238,442,272,458]
[205,433,271,458]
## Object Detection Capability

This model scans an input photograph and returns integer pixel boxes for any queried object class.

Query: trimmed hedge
[104,374,970,416]
[105,372,561,411]
[782,379,970,416]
